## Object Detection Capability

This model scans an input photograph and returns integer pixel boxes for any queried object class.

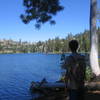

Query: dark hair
[69,40,78,52]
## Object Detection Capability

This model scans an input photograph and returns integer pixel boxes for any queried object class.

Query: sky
[0,0,100,42]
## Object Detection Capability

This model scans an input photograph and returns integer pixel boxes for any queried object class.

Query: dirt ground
[85,91,100,100]
[34,91,100,100]
[33,81,100,100]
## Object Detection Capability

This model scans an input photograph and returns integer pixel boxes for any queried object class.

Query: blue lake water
[0,53,62,100]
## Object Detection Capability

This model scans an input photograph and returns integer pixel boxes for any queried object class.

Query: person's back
[62,40,86,100]
[66,53,86,90]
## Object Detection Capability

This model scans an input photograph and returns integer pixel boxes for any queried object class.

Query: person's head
[69,40,79,52]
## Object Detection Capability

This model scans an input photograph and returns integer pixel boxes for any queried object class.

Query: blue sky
[0,0,100,42]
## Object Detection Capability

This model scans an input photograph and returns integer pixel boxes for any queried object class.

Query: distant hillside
[0,27,100,53]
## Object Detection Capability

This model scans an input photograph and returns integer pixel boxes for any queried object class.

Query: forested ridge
[33,27,100,53]
[0,27,100,53]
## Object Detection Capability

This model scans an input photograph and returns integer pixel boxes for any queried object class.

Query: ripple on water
[0,53,61,100]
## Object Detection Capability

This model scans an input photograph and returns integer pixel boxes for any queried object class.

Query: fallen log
[30,79,100,100]
[85,82,100,91]
[30,81,65,95]
[30,80,100,95]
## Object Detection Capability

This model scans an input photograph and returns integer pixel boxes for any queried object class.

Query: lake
[0,53,62,100]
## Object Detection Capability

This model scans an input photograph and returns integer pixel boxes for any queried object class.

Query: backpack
[68,55,85,88]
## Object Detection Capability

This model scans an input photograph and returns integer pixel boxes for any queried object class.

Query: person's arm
[61,57,70,69]
[61,56,72,82]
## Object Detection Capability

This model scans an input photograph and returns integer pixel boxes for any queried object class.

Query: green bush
[85,66,93,81]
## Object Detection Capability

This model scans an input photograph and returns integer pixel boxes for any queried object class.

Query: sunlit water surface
[0,53,62,100]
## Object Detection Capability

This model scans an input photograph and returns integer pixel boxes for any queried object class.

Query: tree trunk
[90,0,100,76]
